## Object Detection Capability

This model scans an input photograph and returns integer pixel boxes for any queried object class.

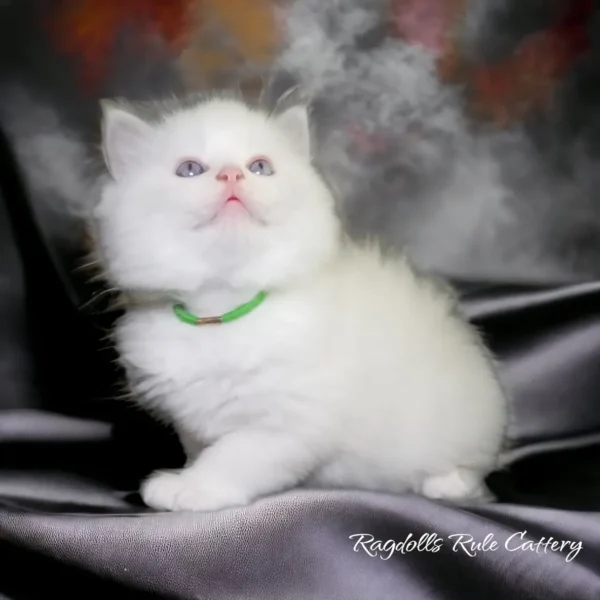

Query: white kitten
[92,95,508,512]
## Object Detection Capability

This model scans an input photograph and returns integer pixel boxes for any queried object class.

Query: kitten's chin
[218,199,261,222]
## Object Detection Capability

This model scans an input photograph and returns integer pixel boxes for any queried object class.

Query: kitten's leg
[420,468,494,503]
[141,430,319,512]
[174,426,204,464]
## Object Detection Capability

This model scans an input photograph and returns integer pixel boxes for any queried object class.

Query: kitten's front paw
[141,470,250,512]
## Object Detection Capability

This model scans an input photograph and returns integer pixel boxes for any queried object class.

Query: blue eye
[176,160,206,177]
[248,158,274,176]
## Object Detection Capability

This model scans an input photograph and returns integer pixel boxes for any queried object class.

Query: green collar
[173,291,268,326]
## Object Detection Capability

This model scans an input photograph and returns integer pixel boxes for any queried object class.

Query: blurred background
[1,0,600,288]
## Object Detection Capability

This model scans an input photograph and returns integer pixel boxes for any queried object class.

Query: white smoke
[268,0,600,284]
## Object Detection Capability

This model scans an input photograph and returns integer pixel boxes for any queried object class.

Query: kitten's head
[93,96,340,295]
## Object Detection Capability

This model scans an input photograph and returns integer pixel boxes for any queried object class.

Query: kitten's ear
[100,100,153,179]
[274,105,311,159]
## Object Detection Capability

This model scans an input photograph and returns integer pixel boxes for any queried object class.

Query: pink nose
[216,166,244,182]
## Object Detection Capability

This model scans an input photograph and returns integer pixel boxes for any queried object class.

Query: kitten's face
[94,98,339,294]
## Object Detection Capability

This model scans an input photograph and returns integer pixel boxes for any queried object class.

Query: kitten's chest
[116,302,311,402]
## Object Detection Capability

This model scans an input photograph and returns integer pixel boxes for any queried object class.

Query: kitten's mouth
[222,195,250,215]
[213,195,265,225]
[192,195,265,229]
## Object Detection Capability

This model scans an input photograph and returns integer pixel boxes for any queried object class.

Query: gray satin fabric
[2,470,600,599]
[463,282,600,458]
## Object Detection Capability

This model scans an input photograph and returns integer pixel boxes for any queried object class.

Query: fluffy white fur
[93,96,508,512]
